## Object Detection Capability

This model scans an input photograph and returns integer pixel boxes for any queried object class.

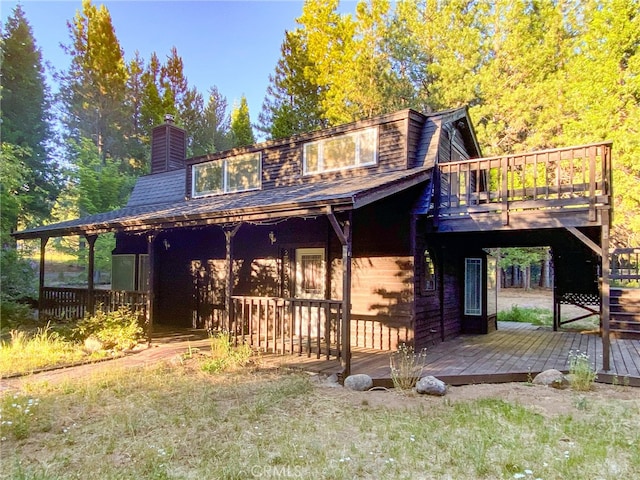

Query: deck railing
[40,287,148,320]
[231,296,343,359]
[434,142,612,223]
[611,248,640,288]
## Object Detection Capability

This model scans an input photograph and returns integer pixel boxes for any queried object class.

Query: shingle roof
[127,169,186,207]
[13,167,431,239]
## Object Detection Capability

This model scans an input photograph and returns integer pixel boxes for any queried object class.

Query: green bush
[73,307,144,351]
[497,305,553,326]
[0,247,37,329]
[569,350,597,391]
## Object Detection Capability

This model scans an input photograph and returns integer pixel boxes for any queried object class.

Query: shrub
[0,247,37,330]
[389,343,428,392]
[201,332,253,374]
[569,350,597,391]
[497,305,553,326]
[73,307,144,351]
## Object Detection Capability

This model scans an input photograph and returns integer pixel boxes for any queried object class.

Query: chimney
[150,114,186,174]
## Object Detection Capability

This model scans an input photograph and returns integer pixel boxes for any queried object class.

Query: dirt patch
[313,377,639,419]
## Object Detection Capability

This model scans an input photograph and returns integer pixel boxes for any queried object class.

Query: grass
[498,305,554,326]
[2,366,639,479]
[0,326,103,377]
[389,343,428,392]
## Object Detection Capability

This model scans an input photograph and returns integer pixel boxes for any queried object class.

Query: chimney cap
[164,114,175,124]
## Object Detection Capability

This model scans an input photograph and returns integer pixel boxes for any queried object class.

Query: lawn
[2,362,639,480]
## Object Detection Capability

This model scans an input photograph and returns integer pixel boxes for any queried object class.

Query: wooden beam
[326,207,347,246]
[601,210,611,371]
[85,234,98,316]
[146,232,157,346]
[38,237,49,322]
[567,227,602,257]
[224,224,242,336]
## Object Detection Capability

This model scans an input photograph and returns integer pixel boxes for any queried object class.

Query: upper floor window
[303,127,377,175]
[192,152,261,197]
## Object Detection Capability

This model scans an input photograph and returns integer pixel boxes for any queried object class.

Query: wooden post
[38,237,49,321]
[224,224,242,335]
[501,156,509,225]
[601,209,611,371]
[85,234,98,316]
[327,208,352,378]
[146,232,156,346]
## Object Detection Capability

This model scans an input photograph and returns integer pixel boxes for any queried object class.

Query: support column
[38,237,49,321]
[224,224,242,336]
[601,210,611,371]
[327,208,352,378]
[146,232,157,346]
[85,234,98,316]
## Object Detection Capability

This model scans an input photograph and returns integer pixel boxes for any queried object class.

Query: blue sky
[1,0,354,131]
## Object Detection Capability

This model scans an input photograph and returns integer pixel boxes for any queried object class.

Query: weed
[389,343,428,392]
[497,305,553,326]
[201,332,253,373]
[568,350,597,391]
[0,393,40,440]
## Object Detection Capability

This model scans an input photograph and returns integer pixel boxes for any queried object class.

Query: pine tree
[195,86,232,154]
[60,0,128,162]
[0,4,60,231]
[230,96,255,147]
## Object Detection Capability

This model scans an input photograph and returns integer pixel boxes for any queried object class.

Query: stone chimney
[150,114,186,174]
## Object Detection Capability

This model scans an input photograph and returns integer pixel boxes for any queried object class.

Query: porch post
[85,234,98,316]
[146,232,157,345]
[38,236,49,321]
[601,210,611,371]
[224,224,242,336]
[327,208,352,378]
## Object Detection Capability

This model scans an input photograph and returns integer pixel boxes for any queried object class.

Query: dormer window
[192,152,262,198]
[303,127,377,175]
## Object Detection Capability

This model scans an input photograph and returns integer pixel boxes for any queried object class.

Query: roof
[13,107,477,240]
[13,167,431,239]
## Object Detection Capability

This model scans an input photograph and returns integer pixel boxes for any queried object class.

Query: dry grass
[2,363,639,480]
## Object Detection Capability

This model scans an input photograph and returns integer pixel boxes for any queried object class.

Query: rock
[344,374,373,391]
[415,375,447,396]
[309,373,342,388]
[84,336,104,353]
[532,369,569,389]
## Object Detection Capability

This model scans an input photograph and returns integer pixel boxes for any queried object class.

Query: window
[423,250,436,292]
[295,248,325,299]
[464,258,482,316]
[112,254,136,291]
[303,127,377,175]
[192,152,261,197]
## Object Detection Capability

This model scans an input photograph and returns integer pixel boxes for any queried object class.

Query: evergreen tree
[259,29,327,139]
[60,0,129,163]
[230,96,255,147]
[0,4,60,230]
[195,86,232,154]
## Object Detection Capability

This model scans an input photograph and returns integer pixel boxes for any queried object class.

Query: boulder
[416,376,447,396]
[532,369,569,389]
[344,374,373,391]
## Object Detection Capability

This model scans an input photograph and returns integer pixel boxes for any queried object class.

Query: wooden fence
[611,248,640,287]
[231,296,343,359]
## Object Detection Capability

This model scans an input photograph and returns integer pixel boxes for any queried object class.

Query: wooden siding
[151,123,186,174]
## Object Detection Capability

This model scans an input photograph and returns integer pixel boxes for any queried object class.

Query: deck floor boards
[268,322,640,386]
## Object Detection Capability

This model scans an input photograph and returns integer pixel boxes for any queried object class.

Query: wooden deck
[265,322,640,387]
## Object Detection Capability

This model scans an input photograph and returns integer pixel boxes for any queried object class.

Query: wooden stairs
[610,288,640,339]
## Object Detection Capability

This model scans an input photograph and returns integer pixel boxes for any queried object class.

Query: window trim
[303,127,378,175]
[464,258,483,316]
[423,249,436,292]
[192,152,262,198]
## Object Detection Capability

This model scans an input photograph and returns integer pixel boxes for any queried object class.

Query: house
[15,107,628,373]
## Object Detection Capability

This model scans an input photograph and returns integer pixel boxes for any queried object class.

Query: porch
[265,322,640,387]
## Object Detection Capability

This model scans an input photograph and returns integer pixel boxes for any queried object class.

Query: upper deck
[431,142,613,232]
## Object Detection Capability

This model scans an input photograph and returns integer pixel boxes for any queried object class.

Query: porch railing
[231,296,343,359]
[611,248,640,288]
[40,287,148,320]
[434,142,612,223]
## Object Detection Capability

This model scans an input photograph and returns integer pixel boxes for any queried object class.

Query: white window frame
[464,258,482,316]
[295,248,326,299]
[303,127,378,175]
[192,152,262,198]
